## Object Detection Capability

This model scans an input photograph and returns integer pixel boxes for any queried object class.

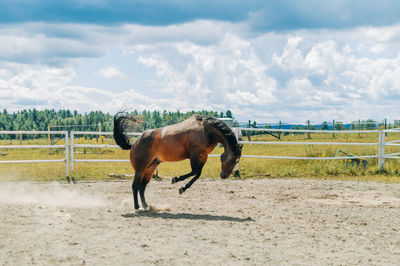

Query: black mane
[196,115,241,156]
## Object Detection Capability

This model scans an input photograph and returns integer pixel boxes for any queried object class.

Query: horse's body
[113,113,242,210]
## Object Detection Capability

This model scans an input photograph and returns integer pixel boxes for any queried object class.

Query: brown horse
[113,112,242,210]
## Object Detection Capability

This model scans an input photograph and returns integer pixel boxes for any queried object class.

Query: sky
[1,0,400,123]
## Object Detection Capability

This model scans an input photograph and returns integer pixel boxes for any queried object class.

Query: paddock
[1,178,400,265]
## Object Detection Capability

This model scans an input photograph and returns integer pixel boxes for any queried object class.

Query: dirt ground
[1,178,400,265]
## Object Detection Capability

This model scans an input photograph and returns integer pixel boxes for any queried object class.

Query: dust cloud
[0,182,106,208]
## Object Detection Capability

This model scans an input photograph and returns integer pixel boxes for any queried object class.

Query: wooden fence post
[247,120,251,141]
[385,118,387,136]
[278,120,282,139]
[378,130,386,171]
[98,121,102,143]
[48,126,50,145]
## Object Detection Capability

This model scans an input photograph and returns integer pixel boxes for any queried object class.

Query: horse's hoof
[171,177,177,184]
[179,188,185,195]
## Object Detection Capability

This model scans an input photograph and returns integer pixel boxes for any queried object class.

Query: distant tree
[0,108,232,139]
[364,119,377,130]
[335,122,345,130]
[225,110,232,118]
[151,111,162,128]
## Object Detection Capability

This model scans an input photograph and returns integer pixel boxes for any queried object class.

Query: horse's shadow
[122,211,254,222]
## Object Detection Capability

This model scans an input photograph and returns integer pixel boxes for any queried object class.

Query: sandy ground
[1,178,400,265]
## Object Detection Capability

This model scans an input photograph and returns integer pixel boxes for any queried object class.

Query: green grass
[1,131,400,182]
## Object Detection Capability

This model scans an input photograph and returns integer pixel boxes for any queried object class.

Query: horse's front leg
[179,173,201,194]
[171,171,195,184]
[174,154,207,194]
[179,159,206,194]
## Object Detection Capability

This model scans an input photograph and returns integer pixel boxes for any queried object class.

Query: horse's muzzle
[220,172,228,179]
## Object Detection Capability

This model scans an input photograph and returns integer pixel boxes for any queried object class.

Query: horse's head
[220,143,242,179]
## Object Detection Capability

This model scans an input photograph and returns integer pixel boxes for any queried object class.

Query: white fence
[239,127,399,169]
[1,128,399,179]
[0,131,69,176]
[70,131,141,170]
[240,128,384,167]
[70,128,398,172]
[385,128,400,160]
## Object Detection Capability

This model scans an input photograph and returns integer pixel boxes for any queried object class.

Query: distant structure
[218,118,241,140]
[218,118,233,127]
[338,150,369,169]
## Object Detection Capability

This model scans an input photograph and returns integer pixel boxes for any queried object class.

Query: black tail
[113,112,136,150]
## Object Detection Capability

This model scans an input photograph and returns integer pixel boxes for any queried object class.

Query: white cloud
[0,24,105,65]
[130,34,279,113]
[1,21,400,123]
[269,33,400,121]
[99,66,124,79]
[272,36,305,72]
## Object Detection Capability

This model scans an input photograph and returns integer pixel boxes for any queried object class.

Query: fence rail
[0,145,65,149]
[240,154,378,160]
[239,128,380,133]
[240,141,378,146]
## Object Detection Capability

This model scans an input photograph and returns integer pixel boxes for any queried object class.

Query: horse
[113,112,242,210]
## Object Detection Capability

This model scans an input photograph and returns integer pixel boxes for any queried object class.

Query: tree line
[1,108,396,139]
[0,109,234,138]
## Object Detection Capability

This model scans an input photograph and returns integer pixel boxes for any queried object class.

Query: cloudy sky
[1,0,400,123]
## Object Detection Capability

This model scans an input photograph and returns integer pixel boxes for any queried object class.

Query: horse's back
[132,115,214,163]
[153,116,210,162]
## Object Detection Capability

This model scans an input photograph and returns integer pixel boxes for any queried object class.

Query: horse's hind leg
[139,159,160,209]
[132,173,143,210]
[138,182,148,209]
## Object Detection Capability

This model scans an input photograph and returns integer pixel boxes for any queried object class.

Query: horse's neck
[212,128,232,154]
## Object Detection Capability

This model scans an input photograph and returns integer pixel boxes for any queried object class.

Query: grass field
[1,130,400,182]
